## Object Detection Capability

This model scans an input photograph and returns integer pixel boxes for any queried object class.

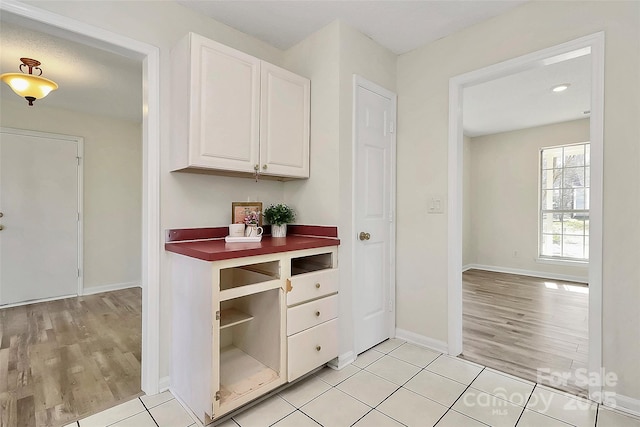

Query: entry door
[353,77,397,355]
[0,128,81,305]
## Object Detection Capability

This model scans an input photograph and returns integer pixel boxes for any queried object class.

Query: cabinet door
[259,62,310,178]
[191,35,260,172]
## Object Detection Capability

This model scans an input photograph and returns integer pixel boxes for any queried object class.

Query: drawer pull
[315,311,320,317]
[316,345,322,352]
[315,283,321,289]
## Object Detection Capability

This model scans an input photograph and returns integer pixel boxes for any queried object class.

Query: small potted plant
[263,203,295,237]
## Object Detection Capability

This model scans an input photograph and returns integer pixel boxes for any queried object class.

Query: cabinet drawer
[287,294,338,336]
[287,269,339,306]
[287,319,338,382]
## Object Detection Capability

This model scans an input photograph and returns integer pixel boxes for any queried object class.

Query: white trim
[0,293,76,309]
[448,32,604,401]
[352,75,398,355]
[82,281,141,296]
[535,257,589,267]
[395,328,449,354]
[0,0,162,395]
[607,395,640,418]
[465,264,588,284]
[327,351,356,370]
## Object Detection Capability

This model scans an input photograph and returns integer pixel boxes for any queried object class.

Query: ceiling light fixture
[1,57,58,106]
[551,83,570,93]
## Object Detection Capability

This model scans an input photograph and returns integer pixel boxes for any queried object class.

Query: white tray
[225,236,262,243]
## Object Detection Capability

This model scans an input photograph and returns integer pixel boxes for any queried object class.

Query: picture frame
[231,202,263,226]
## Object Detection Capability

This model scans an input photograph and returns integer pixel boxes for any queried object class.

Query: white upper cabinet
[260,62,310,178]
[171,33,310,179]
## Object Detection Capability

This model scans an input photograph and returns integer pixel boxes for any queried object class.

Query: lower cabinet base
[210,365,328,426]
[219,346,280,404]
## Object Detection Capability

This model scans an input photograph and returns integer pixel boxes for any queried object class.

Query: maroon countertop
[165,225,340,262]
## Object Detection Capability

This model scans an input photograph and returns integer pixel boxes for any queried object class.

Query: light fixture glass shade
[1,73,58,100]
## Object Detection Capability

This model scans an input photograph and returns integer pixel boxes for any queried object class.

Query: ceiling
[177,0,528,55]
[463,53,591,137]
[0,17,142,122]
[0,1,589,135]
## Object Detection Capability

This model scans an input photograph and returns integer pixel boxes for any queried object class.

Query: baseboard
[466,264,587,284]
[608,393,640,418]
[328,351,356,370]
[81,281,141,296]
[0,293,77,309]
[158,376,171,393]
[395,328,448,354]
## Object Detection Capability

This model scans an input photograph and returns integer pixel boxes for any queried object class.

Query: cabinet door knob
[316,345,322,352]
[315,311,320,317]
[254,164,259,171]
[315,283,321,289]
[359,232,371,241]
[262,164,268,170]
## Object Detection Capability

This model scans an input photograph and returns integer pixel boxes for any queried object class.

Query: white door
[0,128,81,305]
[353,76,397,355]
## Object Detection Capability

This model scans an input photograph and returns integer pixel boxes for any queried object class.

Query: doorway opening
[448,33,604,401]
[0,0,161,404]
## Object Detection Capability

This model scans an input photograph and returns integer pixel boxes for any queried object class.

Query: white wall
[464,119,590,281]
[283,20,397,360]
[397,1,639,400]
[0,98,142,291]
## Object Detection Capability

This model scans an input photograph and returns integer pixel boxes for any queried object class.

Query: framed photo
[232,202,263,226]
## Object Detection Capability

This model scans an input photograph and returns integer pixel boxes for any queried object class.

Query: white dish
[225,236,263,243]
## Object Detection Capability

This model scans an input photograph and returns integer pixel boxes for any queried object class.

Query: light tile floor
[70,339,640,427]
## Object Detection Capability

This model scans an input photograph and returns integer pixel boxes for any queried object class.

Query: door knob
[359,232,370,241]
[0,225,3,231]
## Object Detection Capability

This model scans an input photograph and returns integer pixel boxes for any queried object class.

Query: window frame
[538,141,590,262]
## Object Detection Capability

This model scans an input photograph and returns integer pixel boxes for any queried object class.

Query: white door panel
[354,78,396,354]
[0,129,80,305]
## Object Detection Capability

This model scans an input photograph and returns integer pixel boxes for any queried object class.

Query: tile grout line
[432,365,487,426]
[514,382,537,426]
[138,396,161,427]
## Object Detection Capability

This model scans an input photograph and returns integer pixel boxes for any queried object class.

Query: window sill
[536,257,588,267]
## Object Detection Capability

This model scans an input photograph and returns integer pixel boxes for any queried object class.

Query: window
[540,143,590,261]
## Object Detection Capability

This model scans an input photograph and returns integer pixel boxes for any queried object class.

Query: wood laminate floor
[460,269,589,397]
[0,288,142,427]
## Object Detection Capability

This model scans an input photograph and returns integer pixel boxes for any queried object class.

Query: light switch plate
[428,196,445,214]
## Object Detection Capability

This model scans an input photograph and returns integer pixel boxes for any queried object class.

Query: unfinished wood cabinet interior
[170,32,310,179]
[170,246,338,423]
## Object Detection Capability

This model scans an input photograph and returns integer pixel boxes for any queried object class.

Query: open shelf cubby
[218,288,282,407]
[219,308,254,329]
[291,252,333,276]
[219,260,280,291]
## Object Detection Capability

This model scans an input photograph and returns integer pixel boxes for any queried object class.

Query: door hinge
[77,212,80,221]
[77,268,81,278]
[215,311,220,321]
[215,391,221,401]
[389,121,395,133]
[77,156,81,165]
